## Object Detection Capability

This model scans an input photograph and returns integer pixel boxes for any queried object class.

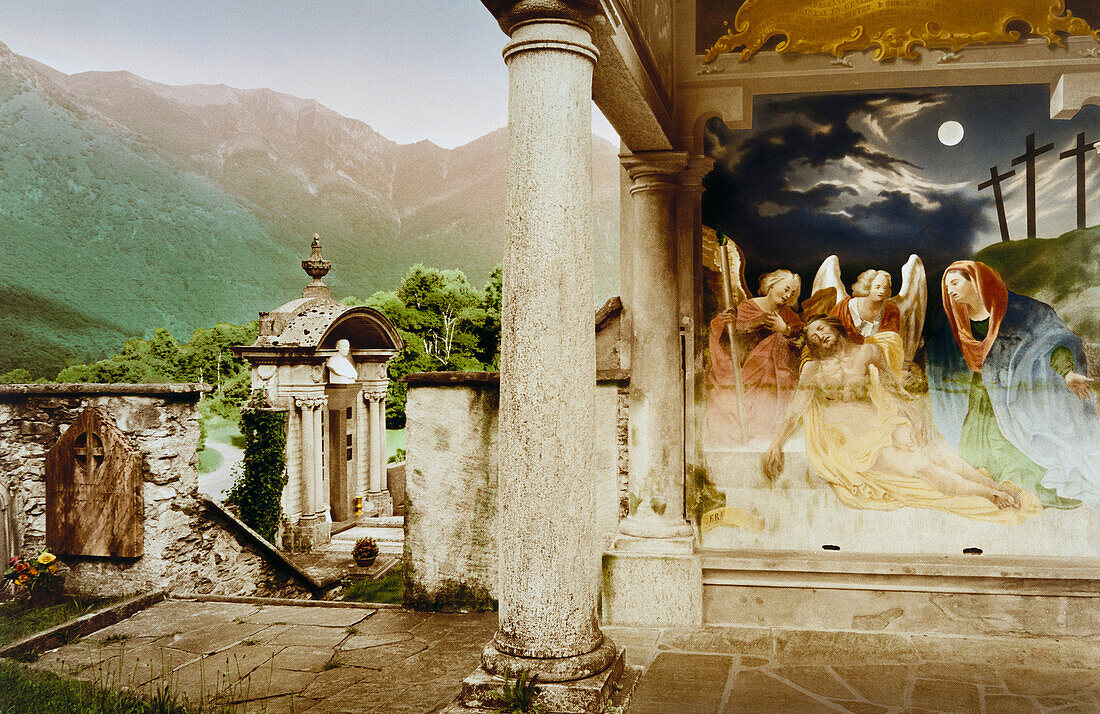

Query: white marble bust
[325,339,357,384]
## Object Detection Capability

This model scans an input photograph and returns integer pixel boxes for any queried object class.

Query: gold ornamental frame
[703,0,1098,62]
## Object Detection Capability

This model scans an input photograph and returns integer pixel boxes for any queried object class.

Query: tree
[344,264,502,428]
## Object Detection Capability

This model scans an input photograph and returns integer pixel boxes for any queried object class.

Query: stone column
[462,2,623,711]
[354,387,370,514]
[618,152,693,541]
[296,398,316,523]
[312,395,327,521]
[285,402,302,521]
[292,396,330,548]
[363,384,391,516]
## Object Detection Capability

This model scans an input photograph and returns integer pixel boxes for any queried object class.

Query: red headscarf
[941,260,1009,371]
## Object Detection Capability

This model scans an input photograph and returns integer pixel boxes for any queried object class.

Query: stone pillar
[312,395,327,521]
[297,398,316,523]
[617,151,693,541]
[461,2,623,711]
[364,384,392,516]
[354,387,370,515]
[285,402,302,521]
[601,156,705,628]
[291,396,330,548]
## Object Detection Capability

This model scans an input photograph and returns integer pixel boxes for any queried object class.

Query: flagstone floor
[26,598,1100,713]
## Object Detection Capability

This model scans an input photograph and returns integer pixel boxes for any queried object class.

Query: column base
[458,644,624,713]
[602,547,702,628]
[365,490,394,517]
[618,511,694,539]
[282,517,331,552]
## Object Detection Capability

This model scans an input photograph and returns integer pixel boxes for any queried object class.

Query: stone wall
[0,384,307,598]
[403,372,626,605]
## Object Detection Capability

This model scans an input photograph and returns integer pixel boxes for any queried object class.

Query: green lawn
[0,660,223,713]
[0,596,118,649]
[342,569,403,605]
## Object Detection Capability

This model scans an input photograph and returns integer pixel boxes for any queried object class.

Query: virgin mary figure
[927,260,1099,509]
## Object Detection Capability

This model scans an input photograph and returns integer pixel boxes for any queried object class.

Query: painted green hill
[973,224,1100,344]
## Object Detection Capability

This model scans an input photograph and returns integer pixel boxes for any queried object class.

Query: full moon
[938,120,964,146]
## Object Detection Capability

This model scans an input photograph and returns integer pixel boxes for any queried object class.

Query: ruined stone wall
[403,373,625,603]
[0,384,306,598]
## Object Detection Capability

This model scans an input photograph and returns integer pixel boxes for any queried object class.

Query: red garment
[706,300,804,444]
[941,260,1008,371]
[830,296,901,344]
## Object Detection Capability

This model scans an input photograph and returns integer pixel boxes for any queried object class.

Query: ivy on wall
[228,400,287,542]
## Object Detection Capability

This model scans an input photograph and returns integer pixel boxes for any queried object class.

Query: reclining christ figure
[763,316,1042,524]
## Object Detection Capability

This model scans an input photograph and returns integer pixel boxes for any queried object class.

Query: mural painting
[695,85,1100,555]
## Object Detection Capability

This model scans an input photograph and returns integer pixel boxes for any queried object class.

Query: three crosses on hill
[979,131,1097,242]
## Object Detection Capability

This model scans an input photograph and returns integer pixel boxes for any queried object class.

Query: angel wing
[806,255,848,317]
[704,225,751,306]
[894,254,927,364]
[812,255,849,302]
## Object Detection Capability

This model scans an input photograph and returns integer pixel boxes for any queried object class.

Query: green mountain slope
[0,43,620,378]
[973,225,1100,343]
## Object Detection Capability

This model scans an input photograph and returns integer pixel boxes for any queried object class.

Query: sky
[1,0,620,148]
[702,84,1100,290]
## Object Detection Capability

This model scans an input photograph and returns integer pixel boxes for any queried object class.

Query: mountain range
[0,42,621,377]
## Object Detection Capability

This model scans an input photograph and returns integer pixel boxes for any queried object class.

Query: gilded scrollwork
[703,0,1098,63]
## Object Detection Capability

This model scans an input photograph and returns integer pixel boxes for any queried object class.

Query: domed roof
[240,235,403,354]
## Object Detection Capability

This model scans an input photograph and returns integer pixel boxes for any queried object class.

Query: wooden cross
[1059,132,1097,230]
[978,165,1016,242]
[1011,133,1054,239]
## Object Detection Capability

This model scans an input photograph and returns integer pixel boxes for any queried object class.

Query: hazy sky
[2,0,619,148]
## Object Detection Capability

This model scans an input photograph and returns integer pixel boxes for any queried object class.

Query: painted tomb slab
[694,85,1100,557]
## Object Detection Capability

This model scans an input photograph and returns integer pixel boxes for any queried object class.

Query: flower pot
[353,556,377,568]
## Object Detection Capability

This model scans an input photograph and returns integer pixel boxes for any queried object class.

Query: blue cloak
[928,291,1100,507]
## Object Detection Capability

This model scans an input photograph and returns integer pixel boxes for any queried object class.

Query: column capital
[620,151,690,194]
[362,385,388,403]
[680,154,716,190]
[483,0,602,36]
[294,396,327,410]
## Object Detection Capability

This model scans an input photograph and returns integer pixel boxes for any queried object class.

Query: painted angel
[810,254,927,378]
[705,230,805,444]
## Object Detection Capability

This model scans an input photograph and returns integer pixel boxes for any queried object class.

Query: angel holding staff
[706,232,805,444]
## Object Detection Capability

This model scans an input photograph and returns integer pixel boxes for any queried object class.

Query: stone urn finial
[301,233,333,298]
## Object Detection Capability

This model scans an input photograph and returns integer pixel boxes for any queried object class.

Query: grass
[196,447,223,475]
[342,569,403,605]
[0,660,220,713]
[0,595,120,649]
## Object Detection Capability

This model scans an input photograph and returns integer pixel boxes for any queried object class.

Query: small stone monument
[234,235,404,550]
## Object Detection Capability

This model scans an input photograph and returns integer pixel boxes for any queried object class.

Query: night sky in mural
[701,84,1100,294]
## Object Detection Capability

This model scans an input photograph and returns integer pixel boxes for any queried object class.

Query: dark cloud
[702,91,992,308]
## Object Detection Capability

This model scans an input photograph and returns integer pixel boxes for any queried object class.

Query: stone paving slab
[611,625,1100,714]
[24,600,1100,713]
[30,598,496,713]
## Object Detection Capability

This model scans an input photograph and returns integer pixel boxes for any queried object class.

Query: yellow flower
[37,552,55,565]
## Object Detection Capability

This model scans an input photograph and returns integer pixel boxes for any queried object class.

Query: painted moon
[938,120,964,146]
